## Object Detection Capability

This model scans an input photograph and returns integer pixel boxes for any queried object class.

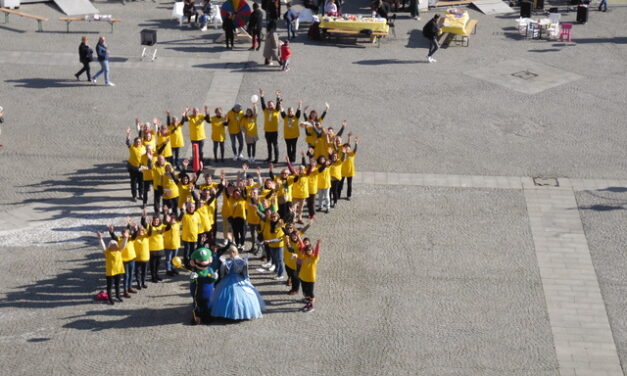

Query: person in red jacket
[279,40,292,72]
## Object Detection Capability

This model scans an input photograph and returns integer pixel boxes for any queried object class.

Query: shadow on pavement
[5,78,91,89]
[353,58,424,64]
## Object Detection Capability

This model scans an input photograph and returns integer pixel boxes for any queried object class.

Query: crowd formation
[97,89,359,322]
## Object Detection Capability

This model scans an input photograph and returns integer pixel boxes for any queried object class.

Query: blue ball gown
[210,256,265,320]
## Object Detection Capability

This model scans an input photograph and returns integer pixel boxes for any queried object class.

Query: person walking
[92,36,115,86]
[248,2,263,50]
[263,20,281,66]
[598,0,607,12]
[283,2,299,39]
[423,14,441,63]
[74,36,93,82]
[409,0,420,20]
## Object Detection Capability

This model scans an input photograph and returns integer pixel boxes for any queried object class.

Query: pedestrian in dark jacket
[423,14,440,63]
[248,3,264,50]
[75,36,94,82]
[222,12,236,49]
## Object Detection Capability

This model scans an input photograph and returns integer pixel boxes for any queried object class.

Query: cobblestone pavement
[0,0,626,375]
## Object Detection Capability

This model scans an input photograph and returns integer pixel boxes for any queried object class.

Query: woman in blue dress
[210,246,265,320]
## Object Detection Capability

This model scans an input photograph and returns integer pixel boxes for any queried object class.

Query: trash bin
[520,1,532,17]
[576,5,588,23]
[140,29,157,46]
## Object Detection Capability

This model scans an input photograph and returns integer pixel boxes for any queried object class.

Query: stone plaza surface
[0,0,626,374]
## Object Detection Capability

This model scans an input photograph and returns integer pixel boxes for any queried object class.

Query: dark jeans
[285,138,298,162]
[149,252,162,281]
[278,202,291,221]
[127,164,142,199]
[163,197,178,217]
[172,147,181,168]
[123,260,135,290]
[229,132,244,156]
[182,241,196,267]
[247,142,257,159]
[428,37,439,57]
[301,281,315,299]
[307,194,316,218]
[192,140,205,165]
[135,261,147,287]
[286,20,296,38]
[213,141,224,161]
[330,178,341,206]
[106,274,121,300]
[251,30,261,48]
[339,177,353,198]
[225,30,235,47]
[286,265,300,292]
[142,180,153,207]
[231,217,246,247]
[265,131,279,161]
[153,187,163,214]
[75,61,91,80]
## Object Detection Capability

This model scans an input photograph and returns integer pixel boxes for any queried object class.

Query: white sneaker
[239,153,244,159]
[274,275,285,280]
[261,262,272,268]
[201,26,207,31]
[233,156,238,161]
[268,264,276,272]
[91,79,97,84]
[107,82,116,86]
[431,58,437,63]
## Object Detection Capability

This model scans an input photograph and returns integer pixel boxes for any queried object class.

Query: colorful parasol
[221,0,252,28]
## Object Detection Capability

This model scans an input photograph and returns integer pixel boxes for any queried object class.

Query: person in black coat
[222,12,236,49]
[248,2,264,50]
[422,14,440,63]
[74,36,93,81]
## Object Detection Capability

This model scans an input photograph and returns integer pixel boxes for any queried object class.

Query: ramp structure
[53,0,98,15]
[471,0,514,14]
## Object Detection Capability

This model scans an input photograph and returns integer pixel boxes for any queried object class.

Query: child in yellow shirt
[299,238,320,313]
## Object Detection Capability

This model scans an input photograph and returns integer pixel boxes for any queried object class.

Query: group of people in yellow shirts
[102,91,359,314]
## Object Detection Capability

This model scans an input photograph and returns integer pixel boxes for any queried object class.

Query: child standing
[97,230,129,305]
[298,238,320,312]
[280,40,292,72]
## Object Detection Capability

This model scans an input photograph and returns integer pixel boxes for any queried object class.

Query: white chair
[172,2,184,26]
[548,12,561,24]
[517,17,530,35]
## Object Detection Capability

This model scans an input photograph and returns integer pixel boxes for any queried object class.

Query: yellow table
[440,9,469,35]
[319,17,389,33]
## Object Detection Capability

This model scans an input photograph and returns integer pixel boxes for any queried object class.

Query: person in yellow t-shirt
[210,108,228,163]
[107,223,138,298]
[287,158,311,224]
[340,135,359,201]
[139,145,155,209]
[97,229,129,305]
[180,200,201,268]
[259,88,282,163]
[301,102,329,147]
[132,225,150,289]
[125,128,144,202]
[305,155,320,220]
[316,155,332,213]
[241,104,259,163]
[229,187,248,248]
[226,104,245,161]
[156,124,172,163]
[280,100,302,163]
[329,151,344,209]
[161,164,180,217]
[182,105,210,163]
[142,210,166,283]
[163,213,181,277]
[259,210,286,279]
[298,238,320,313]
[166,110,185,168]
[151,155,169,214]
